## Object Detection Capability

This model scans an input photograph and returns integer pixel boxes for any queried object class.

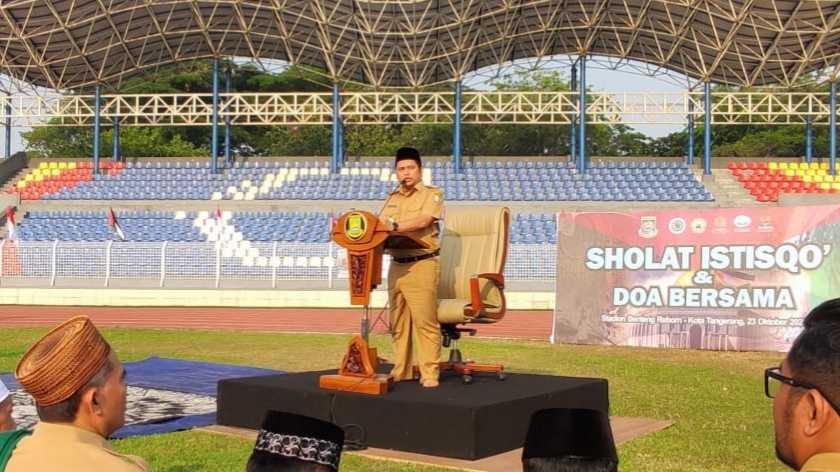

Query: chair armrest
[468,272,506,315]
[475,272,504,289]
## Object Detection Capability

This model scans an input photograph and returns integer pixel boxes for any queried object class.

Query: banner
[553,205,840,351]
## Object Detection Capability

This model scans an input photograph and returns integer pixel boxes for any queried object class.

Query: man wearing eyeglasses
[766,298,840,471]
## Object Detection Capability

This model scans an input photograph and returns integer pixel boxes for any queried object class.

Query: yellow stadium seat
[68,162,77,170]
[24,174,33,182]
[34,175,43,182]
[777,162,787,170]
[51,169,60,177]
[833,183,840,190]
[48,162,58,169]
[796,170,806,177]
[38,162,48,169]
[814,175,824,183]
[16,181,26,189]
[826,175,836,183]
[784,169,796,177]
[820,183,832,190]
[821,163,829,170]
[58,162,67,169]
[769,162,779,170]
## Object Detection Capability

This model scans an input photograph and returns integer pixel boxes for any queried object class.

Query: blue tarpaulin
[1,356,283,438]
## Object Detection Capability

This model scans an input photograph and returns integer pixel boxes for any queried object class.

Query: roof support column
[331,83,343,174]
[831,80,837,176]
[569,63,577,164]
[211,58,220,174]
[112,115,120,162]
[453,80,462,173]
[93,84,102,175]
[687,99,695,166]
[703,81,712,176]
[577,55,587,173]
[805,115,813,164]
[5,93,11,160]
[224,65,233,168]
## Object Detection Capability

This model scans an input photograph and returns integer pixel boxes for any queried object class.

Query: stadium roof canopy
[0,0,839,91]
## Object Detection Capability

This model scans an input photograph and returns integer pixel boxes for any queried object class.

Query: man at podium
[379,147,444,388]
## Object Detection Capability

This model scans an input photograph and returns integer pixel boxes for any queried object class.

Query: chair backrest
[438,206,509,312]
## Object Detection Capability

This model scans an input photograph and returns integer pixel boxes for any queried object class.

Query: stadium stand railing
[0,240,555,287]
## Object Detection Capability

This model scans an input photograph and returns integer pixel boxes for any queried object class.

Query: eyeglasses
[765,367,840,416]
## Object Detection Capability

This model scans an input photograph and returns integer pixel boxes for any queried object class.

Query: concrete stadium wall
[0,288,554,310]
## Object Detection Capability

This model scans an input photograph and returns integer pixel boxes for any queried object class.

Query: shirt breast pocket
[403,198,425,218]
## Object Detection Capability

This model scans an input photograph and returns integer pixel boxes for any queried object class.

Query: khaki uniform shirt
[381,182,443,258]
[6,422,149,472]
[801,453,840,472]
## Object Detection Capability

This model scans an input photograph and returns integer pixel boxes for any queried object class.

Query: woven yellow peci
[15,316,111,406]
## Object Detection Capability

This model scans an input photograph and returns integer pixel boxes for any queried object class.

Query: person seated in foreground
[522,408,618,472]
[4,315,148,472]
[0,380,14,432]
[768,298,840,471]
[247,410,344,472]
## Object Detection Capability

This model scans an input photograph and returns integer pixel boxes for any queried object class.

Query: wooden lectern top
[331,211,429,251]
[331,210,428,306]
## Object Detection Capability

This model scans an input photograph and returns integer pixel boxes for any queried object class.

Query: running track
[0,306,553,340]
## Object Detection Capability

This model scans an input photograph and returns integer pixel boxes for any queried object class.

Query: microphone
[375,178,405,227]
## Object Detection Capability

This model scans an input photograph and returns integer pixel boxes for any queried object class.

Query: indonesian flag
[108,208,126,241]
[4,206,15,241]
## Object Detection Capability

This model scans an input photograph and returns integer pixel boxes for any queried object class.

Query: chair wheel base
[439,360,505,384]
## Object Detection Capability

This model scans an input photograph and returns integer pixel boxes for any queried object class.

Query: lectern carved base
[319,335,393,395]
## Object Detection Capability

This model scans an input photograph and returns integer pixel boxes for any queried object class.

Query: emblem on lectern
[344,212,367,241]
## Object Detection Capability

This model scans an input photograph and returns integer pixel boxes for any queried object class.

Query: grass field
[0,328,786,471]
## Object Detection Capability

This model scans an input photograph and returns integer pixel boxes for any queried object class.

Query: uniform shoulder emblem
[428,186,443,202]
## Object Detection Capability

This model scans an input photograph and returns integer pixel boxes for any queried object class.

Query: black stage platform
[218,369,608,460]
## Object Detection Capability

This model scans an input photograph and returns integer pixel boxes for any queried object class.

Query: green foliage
[649,78,837,158]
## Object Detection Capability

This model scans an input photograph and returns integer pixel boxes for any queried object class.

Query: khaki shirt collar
[801,452,840,471]
[33,421,112,451]
[398,181,425,197]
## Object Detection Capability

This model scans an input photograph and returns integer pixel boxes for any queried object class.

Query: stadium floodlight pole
[224,65,232,168]
[703,80,712,176]
[831,80,837,176]
[569,62,577,164]
[338,90,344,169]
[332,83,342,174]
[112,115,120,162]
[211,57,220,174]
[453,79,463,172]
[687,97,695,165]
[4,93,11,159]
[806,115,813,164]
[578,54,587,173]
[93,84,102,175]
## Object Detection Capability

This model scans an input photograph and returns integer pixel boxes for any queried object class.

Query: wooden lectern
[319,210,427,395]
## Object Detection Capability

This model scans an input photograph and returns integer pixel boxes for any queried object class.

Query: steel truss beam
[0,91,835,127]
[0,1,839,90]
